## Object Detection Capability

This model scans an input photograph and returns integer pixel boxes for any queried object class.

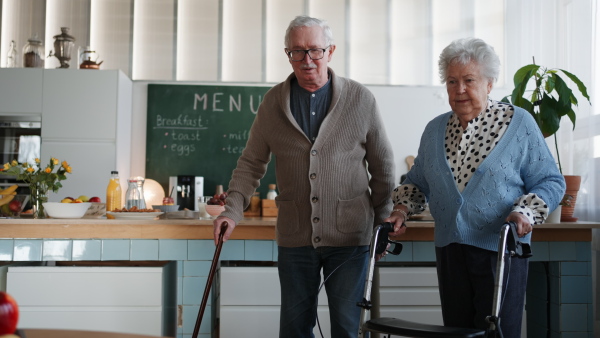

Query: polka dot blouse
[393,99,550,225]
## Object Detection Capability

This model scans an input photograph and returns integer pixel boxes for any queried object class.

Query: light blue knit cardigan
[405,105,566,252]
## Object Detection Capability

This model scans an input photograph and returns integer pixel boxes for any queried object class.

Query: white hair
[284,15,334,48]
[438,37,500,84]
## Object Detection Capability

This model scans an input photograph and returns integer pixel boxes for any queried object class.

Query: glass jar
[125,176,147,210]
[23,35,45,68]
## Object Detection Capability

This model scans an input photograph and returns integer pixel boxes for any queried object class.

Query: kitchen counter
[1,217,598,337]
[0,217,597,241]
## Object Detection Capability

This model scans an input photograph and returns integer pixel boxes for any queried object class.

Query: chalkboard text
[194,93,263,114]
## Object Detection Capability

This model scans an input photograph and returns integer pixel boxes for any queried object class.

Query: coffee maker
[169,176,203,211]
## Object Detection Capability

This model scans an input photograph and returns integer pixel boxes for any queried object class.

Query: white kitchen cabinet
[40,69,132,201]
[7,264,176,337]
[373,266,443,326]
[373,266,526,337]
[0,69,43,115]
[219,266,331,338]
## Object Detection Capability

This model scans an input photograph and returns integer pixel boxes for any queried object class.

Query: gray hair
[438,37,500,84]
[284,15,334,49]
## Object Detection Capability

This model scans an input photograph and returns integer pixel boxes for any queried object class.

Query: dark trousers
[278,245,369,338]
[435,243,528,338]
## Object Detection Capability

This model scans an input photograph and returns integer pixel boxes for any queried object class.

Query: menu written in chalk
[145,84,276,198]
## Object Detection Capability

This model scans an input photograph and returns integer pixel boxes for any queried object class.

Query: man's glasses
[286,46,330,61]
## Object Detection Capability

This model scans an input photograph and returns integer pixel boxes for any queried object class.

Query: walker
[357,221,532,338]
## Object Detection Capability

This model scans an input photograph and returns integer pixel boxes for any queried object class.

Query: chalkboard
[145,84,276,198]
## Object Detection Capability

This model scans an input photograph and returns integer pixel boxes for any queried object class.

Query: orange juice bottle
[106,171,122,212]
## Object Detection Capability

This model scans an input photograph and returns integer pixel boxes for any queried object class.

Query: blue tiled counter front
[0,219,597,337]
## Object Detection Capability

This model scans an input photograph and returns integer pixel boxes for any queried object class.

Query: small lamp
[143,178,165,208]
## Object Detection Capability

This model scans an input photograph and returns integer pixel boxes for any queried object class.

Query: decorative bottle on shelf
[106,171,122,212]
[6,40,17,68]
[266,184,278,200]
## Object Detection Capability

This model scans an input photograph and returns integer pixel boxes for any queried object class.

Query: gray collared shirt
[290,77,332,143]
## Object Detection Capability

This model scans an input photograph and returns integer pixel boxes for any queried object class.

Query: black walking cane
[192,222,227,338]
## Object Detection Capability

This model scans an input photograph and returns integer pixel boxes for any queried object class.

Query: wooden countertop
[0,217,598,241]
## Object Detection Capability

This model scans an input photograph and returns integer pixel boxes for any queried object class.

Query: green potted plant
[502,59,591,222]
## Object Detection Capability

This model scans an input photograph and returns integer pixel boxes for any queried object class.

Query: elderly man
[214,15,395,337]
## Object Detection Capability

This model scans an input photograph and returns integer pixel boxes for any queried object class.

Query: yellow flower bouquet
[0,158,72,218]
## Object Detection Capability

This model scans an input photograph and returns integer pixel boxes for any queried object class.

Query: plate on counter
[106,211,164,220]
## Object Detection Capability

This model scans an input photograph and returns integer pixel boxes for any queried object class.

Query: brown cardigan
[220,68,396,247]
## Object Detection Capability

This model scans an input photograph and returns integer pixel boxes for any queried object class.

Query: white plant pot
[546,205,562,224]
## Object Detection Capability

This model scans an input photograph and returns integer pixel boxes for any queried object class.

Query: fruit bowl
[205,204,225,217]
[0,195,29,218]
[43,202,92,219]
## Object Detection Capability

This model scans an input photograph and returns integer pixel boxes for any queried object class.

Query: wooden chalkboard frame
[145,84,276,199]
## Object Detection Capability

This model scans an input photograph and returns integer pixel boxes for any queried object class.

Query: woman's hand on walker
[506,212,532,237]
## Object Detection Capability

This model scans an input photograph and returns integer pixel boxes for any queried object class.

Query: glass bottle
[6,40,17,68]
[23,35,45,68]
[266,184,278,200]
[106,171,122,212]
[197,196,210,219]
[125,176,146,209]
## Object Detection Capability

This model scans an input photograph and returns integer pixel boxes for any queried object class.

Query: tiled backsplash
[0,239,592,338]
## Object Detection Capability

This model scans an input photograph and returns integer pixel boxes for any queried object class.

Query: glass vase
[30,183,48,219]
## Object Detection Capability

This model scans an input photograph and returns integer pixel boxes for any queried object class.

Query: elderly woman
[385,38,565,336]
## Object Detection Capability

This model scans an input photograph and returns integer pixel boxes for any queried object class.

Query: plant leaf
[513,64,539,87]
[545,75,555,93]
[539,93,560,136]
[511,67,537,109]
[559,69,592,103]
[552,74,574,117]
[566,109,576,130]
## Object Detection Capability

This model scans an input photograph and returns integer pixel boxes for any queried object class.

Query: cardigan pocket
[276,200,299,235]
[336,195,371,234]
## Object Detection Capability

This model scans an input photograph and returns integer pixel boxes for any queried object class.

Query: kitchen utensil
[48,27,75,68]
[79,46,103,69]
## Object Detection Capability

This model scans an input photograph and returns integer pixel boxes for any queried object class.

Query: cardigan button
[311,149,318,156]
[314,237,321,243]
[310,173,317,179]
[312,196,319,203]
[313,217,320,223]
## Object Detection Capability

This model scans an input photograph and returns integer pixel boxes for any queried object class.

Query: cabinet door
[7,266,165,336]
[41,141,116,201]
[220,267,331,338]
[375,267,443,325]
[42,69,120,140]
[0,69,43,115]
